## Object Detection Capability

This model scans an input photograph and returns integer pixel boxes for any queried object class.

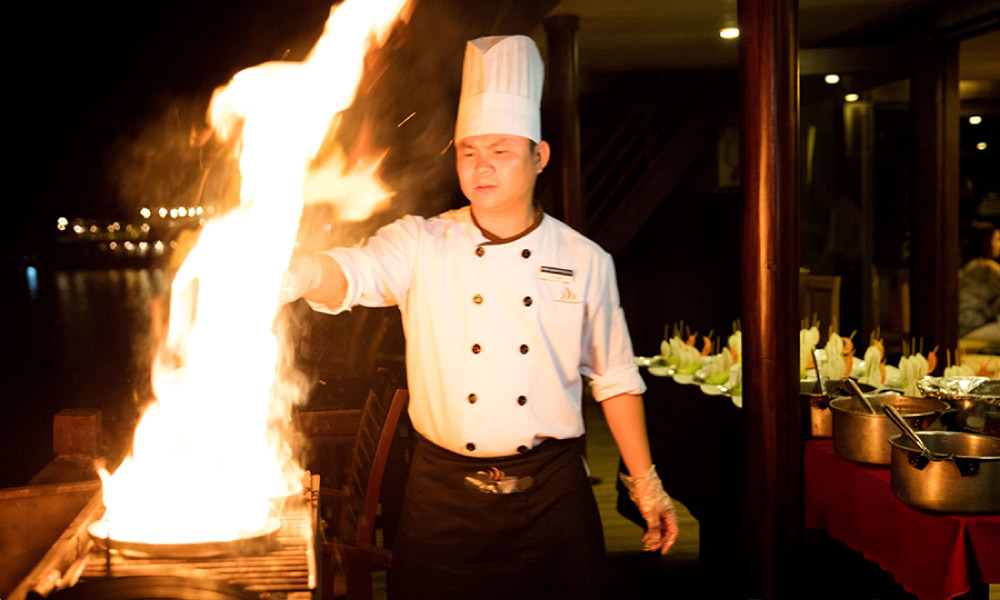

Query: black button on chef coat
[523,296,532,306]
[517,395,527,406]
[475,247,485,257]
[468,393,477,404]
[521,249,531,258]
[467,443,476,451]
[519,344,529,354]
[472,294,483,305]
[472,343,481,354]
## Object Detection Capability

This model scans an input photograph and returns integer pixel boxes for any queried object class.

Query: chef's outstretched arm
[601,393,679,554]
[279,254,348,308]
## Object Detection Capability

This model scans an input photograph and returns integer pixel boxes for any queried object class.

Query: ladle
[811,348,826,397]
[882,404,953,462]
[845,377,878,414]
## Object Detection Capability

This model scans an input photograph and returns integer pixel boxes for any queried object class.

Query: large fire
[95,0,407,544]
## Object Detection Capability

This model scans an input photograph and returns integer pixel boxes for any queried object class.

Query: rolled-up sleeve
[580,253,646,401]
[309,216,421,315]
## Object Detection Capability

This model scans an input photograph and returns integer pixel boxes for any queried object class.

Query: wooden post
[911,40,959,356]
[543,14,584,233]
[739,0,802,598]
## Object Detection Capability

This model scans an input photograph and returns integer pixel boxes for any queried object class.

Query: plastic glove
[619,464,679,554]
[278,255,324,305]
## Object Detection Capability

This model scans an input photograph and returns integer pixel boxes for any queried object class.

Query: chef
[282,34,678,599]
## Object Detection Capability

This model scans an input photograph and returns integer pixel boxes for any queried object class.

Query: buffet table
[804,439,1000,600]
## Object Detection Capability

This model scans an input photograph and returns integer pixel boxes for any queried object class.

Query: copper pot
[830,395,949,465]
[805,380,876,438]
[889,431,1000,514]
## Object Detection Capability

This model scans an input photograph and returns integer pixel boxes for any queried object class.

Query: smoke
[293,2,472,254]
[109,95,237,220]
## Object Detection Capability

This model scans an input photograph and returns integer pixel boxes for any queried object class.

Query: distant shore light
[719,28,739,39]
[969,115,983,125]
[977,142,988,150]
[824,74,840,84]
[845,93,860,102]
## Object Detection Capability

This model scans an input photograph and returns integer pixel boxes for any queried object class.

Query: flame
[98,0,408,544]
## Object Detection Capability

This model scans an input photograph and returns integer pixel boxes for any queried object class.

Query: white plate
[647,365,673,377]
[731,395,743,408]
[673,374,695,384]
[700,384,725,396]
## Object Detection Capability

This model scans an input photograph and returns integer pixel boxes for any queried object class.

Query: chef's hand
[620,464,679,554]
[279,255,324,305]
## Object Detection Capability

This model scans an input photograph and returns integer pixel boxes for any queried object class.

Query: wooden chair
[301,372,408,600]
[799,274,842,333]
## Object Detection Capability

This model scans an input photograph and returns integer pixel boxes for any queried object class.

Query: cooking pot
[804,380,876,438]
[830,395,949,465]
[916,377,1000,437]
[888,430,1000,514]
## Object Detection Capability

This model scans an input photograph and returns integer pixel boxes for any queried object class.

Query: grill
[14,475,321,600]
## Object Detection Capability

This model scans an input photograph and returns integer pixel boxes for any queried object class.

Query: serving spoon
[845,376,878,414]
[811,348,827,397]
[882,404,954,462]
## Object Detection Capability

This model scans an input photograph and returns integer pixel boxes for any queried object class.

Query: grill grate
[73,476,320,600]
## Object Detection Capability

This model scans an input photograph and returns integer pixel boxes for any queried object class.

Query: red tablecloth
[804,439,1000,600]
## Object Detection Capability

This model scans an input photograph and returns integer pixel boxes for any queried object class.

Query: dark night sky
[4,0,575,259]
[4,0,506,255]
[6,1,351,240]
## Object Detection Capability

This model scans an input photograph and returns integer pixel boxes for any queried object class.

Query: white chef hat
[454,35,544,144]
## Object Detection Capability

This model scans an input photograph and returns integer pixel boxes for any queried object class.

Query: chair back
[339,382,408,546]
[800,274,842,332]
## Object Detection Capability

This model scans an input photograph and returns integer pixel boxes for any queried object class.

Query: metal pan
[830,395,949,465]
[87,516,281,559]
[804,379,876,438]
[888,430,1000,514]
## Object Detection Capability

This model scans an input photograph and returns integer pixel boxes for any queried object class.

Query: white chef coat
[313,206,646,457]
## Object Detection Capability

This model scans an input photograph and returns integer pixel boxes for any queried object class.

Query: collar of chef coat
[470,203,544,246]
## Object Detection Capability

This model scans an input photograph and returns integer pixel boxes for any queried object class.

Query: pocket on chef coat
[538,290,585,378]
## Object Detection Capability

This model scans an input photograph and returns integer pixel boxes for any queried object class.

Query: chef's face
[456,134,550,214]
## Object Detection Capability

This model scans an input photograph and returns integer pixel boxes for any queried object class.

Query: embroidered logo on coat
[558,287,577,302]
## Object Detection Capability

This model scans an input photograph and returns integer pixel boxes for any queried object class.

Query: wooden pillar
[543,14,584,233]
[738,0,802,598]
[911,40,959,356]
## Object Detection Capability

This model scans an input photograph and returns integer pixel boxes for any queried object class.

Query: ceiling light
[824,74,840,84]
[977,142,988,150]
[969,115,983,125]
[719,28,739,39]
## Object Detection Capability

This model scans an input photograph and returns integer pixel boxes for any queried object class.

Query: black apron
[388,434,605,600]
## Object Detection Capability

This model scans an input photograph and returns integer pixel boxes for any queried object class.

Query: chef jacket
[312,206,645,457]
